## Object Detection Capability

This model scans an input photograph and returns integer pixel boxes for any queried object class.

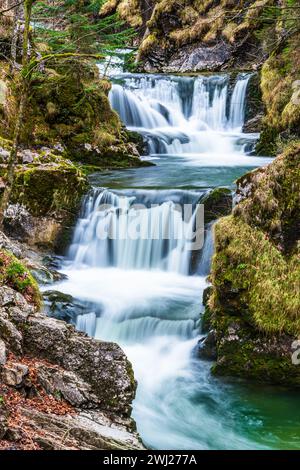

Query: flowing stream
[50,72,300,450]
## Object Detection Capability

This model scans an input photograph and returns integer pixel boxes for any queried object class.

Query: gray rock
[0,316,23,355]
[198,330,217,361]
[2,362,29,387]
[0,231,23,258]
[7,306,32,324]
[243,113,264,133]
[53,143,64,153]
[0,275,141,446]
[0,407,9,439]
[144,42,232,73]
[18,149,39,164]
[30,266,66,285]
[42,290,88,324]
[4,203,60,248]
[22,314,136,415]
[0,339,7,365]
[0,147,10,162]
[36,363,99,407]
[0,286,31,310]
[19,407,144,450]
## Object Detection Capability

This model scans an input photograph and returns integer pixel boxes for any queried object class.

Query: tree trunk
[0,0,33,228]
[10,1,23,67]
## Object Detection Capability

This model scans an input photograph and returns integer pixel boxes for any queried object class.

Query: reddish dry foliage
[0,354,76,450]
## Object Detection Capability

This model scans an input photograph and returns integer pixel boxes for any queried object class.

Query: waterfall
[68,188,205,275]
[228,73,251,130]
[50,71,281,451]
[109,73,252,155]
[197,222,215,276]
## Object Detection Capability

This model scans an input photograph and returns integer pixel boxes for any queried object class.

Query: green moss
[211,337,300,386]
[201,306,213,334]
[0,136,12,150]
[0,249,41,308]
[11,162,88,217]
[1,60,140,168]
[211,215,300,335]
[234,143,300,253]
[257,33,300,154]
[202,187,232,223]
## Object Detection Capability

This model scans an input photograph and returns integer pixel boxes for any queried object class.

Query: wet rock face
[198,331,217,361]
[0,283,142,449]
[242,113,264,133]
[144,42,232,74]
[211,319,300,386]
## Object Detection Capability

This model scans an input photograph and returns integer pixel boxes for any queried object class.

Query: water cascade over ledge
[109,73,252,156]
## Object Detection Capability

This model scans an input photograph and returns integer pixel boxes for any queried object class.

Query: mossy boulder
[234,143,300,254]
[208,144,300,386]
[1,160,88,250]
[211,315,300,386]
[11,163,88,217]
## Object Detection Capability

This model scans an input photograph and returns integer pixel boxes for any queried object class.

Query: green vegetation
[234,142,300,253]
[257,33,300,154]
[211,215,300,335]
[0,249,41,307]
[209,144,300,384]
[102,0,300,71]
[0,0,141,227]
[11,163,88,217]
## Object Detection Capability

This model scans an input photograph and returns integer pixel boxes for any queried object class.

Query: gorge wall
[102,0,281,73]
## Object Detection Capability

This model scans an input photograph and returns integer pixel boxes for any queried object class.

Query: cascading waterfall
[49,72,294,451]
[109,73,252,155]
[69,188,205,275]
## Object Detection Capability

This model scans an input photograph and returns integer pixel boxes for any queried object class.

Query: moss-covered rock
[234,143,300,254]
[256,34,300,155]
[0,158,88,250]
[211,316,300,386]
[11,163,88,217]
[0,249,41,308]
[0,60,144,169]
[202,187,232,224]
[208,144,300,386]
[242,72,264,132]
